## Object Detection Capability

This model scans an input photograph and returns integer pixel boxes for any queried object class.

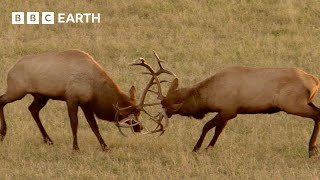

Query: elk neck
[177,86,211,119]
[92,78,136,121]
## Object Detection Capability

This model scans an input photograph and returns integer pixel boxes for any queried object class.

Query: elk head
[129,51,176,135]
[160,78,185,118]
[111,86,141,136]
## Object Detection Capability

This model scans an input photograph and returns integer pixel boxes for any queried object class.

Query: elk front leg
[193,113,223,152]
[67,100,79,150]
[81,105,108,151]
[193,112,235,152]
[206,123,227,150]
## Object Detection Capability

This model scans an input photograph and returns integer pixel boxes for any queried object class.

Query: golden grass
[1,0,320,179]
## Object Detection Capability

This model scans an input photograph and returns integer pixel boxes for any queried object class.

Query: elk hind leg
[28,94,53,144]
[0,89,27,141]
[306,103,320,158]
[284,102,320,157]
[0,97,6,141]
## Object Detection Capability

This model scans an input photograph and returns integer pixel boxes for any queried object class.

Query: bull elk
[0,50,167,151]
[137,53,320,157]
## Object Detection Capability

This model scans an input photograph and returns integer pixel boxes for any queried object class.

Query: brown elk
[136,54,320,157]
[0,49,167,151]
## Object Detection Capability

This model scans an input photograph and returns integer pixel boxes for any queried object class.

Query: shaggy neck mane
[179,86,210,119]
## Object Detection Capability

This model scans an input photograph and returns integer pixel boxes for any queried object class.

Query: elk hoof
[309,147,318,158]
[0,134,5,141]
[44,137,54,145]
[101,144,110,152]
[205,146,213,151]
[73,146,80,151]
[192,147,200,152]
[0,130,6,141]
[46,141,54,145]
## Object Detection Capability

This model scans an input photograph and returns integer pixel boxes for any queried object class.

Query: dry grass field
[1,0,320,179]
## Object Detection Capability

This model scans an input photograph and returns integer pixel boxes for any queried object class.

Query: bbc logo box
[12,12,55,24]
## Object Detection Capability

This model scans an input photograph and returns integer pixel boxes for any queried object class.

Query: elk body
[0,49,145,151]
[160,66,320,157]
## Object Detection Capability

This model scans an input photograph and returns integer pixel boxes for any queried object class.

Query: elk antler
[113,103,140,137]
[141,110,169,136]
[130,51,176,106]
[129,51,175,135]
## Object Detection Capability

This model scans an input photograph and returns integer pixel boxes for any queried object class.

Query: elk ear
[129,85,136,100]
[167,78,179,94]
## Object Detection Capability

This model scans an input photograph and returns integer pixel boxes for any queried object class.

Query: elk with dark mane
[137,53,320,158]
[0,50,167,151]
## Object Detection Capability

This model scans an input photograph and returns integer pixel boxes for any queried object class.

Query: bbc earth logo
[12,12,101,24]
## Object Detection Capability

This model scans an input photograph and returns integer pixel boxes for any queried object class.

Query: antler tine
[150,80,168,85]
[140,108,166,135]
[130,57,164,108]
[129,57,156,74]
[113,103,140,137]
[153,50,164,68]
[145,80,169,96]
[116,118,140,137]
[140,110,169,136]
[143,102,161,106]
[153,50,176,77]
[113,104,128,137]
[117,126,128,137]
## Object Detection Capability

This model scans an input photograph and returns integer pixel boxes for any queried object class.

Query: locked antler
[129,51,175,135]
[113,103,140,137]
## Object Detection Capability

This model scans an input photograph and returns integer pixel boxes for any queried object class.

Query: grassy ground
[1,0,320,179]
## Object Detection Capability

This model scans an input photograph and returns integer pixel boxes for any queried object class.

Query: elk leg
[67,100,79,150]
[205,113,236,150]
[0,91,27,141]
[0,103,6,141]
[28,95,53,144]
[304,103,320,157]
[193,114,222,152]
[309,120,319,157]
[206,123,227,149]
[193,113,221,152]
[193,112,235,152]
[81,105,108,151]
[284,102,320,157]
